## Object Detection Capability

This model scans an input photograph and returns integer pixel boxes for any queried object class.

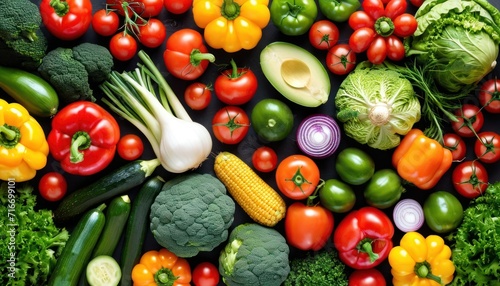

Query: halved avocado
[260,41,331,107]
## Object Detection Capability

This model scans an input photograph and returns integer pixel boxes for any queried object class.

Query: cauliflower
[150,173,235,258]
[219,223,290,286]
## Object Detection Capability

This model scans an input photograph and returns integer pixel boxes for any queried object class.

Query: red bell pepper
[48,101,120,176]
[40,0,93,41]
[333,206,394,269]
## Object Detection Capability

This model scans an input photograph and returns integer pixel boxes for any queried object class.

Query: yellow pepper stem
[415,261,442,285]
[358,238,379,263]
[0,124,20,148]
[70,131,91,163]
[222,0,240,20]
[154,267,178,285]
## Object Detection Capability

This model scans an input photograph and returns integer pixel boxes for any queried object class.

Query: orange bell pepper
[392,129,452,190]
[388,232,455,286]
[131,248,192,286]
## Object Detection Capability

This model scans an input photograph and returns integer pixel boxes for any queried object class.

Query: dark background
[8,0,500,284]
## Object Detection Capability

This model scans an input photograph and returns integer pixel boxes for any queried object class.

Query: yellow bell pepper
[389,232,455,286]
[0,99,49,182]
[192,0,270,53]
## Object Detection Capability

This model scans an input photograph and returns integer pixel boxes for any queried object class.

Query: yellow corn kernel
[214,151,286,227]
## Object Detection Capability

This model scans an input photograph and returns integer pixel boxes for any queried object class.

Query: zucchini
[0,65,59,117]
[48,204,107,286]
[54,158,160,224]
[92,195,131,257]
[120,176,165,286]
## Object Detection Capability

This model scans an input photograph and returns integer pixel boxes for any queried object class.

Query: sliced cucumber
[86,255,121,286]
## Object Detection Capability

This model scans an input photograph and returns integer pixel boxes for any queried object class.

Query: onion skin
[393,199,424,233]
[296,114,341,159]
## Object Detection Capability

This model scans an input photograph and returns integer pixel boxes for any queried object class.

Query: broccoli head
[72,43,114,83]
[150,173,235,258]
[0,29,47,70]
[0,0,42,42]
[38,47,94,103]
[219,223,290,286]
[284,248,349,286]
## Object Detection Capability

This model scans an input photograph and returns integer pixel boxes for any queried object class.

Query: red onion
[393,199,425,232]
[296,114,341,159]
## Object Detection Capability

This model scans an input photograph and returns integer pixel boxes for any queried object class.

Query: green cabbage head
[335,62,421,150]
[406,0,500,93]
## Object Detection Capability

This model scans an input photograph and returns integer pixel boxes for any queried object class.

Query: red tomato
[349,27,377,53]
[284,202,334,251]
[106,0,163,17]
[117,134,144,160]
[212,106,250,144]
[349,269,386,286]
[184,82,212,110]
[326,44,357,75]
[385,35,405,61]
[39,172,68,202]
[308,20,340,50]
[409,0,425,7]
[92,9,119,36]
[452,160,489,199]
[140,0,164,17]
[443,133,467,161]
[192,262,219,286]
[451,104,484,138]
[362,0,385,19]
[252,146,278,173]
[138,18,167,48]
[478,78,500,113]
[214,61,258,105]
[393,13,418,37]
[164,0,193,14]
[474,131,500,163]
[275,154,320,200]
[40,0,93,41]
[110,33,138,61]
[348,11,375,30]
[383,0,407,19]
[367,36,387,64]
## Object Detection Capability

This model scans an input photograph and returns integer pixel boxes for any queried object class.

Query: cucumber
[120,176,165,286]
[0,65,59,117]
[48,204,107,286]
[86,256,121,286]
[92,195,131,257]
[54,158,160,224]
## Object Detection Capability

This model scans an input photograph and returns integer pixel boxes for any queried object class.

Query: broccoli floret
[284,248,349,286]
[219,223,290,286]
[0,29,47,70]
[72,43,114,83]
[150,173,235,258]
[38,47,94,103]
[0,0,42,41]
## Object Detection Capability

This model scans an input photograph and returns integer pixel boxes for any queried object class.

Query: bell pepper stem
[359,239,379,263]
[222,0,240,20]
[190,49,216,67]
[415,261,442,285]
[70,131,92,164]
[154,267,178,285]
[49,0,69,17]
[0,124,17,141]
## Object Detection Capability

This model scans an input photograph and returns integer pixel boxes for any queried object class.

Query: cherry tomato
[409,0,425,7]
[192,262,219,286]
[106,0,163,17]
[40,0,93,41]
[164,0,193,14]
[308,20,339,50]
[39,172,68,202]
[138,18,167,48]
[385,35,405,61]
[252,146,278,173]
[326,44,357,76]
[349,27,377,53]
[276,154,320,200]
[212,106,250,144]
[367,36,387,64]
[214,60,258,105]
[184,82,212,110]
[117,134,144,161]
[443,133,467,161]
[110,32,138,61]
[349,268,386,286]
[478,78,500,113]
[451,104,484,138]
[140,0,164,17]
[348,11,375,30]
[284,202,334,251]
[452,160,489,199]
[393,13,418,37]
[474,131,500,163]
[92,9,119,36]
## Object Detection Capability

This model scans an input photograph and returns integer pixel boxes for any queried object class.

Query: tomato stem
[374,17,394,37]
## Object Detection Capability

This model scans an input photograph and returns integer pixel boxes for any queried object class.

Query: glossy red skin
[214,68,258,105]
[334,206,394,269]
[40,0,93,40]
[138,18,167,48]
[117,134,144,161]
[212,106,250,144]
[39,172,68,202]
[192,262,219,286]
[163,29,211,80]
[141,0,165,17]
[110,33,138,61]
[349,268,387,286]
[326,44,357,75]
[164,0,193,14]
[252,146,278,173]
[48,101,120,176]
[443,133,467,161]
[308,20,340,50]
[452,160,489,199]
[276,154,320,200]
[451,104,484,137]
[285,202,334,251]
[475,131,500,163]
[478,79,500,114]
[92,9,119,36]
[184,82,212,110]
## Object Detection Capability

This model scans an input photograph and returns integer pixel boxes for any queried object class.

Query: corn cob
[214,151,286,227]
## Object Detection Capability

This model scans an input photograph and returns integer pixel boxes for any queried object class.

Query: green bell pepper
[318,0,360,22]
[270,0,318,36]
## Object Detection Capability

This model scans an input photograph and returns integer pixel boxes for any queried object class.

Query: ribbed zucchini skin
[120,176,165,286]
